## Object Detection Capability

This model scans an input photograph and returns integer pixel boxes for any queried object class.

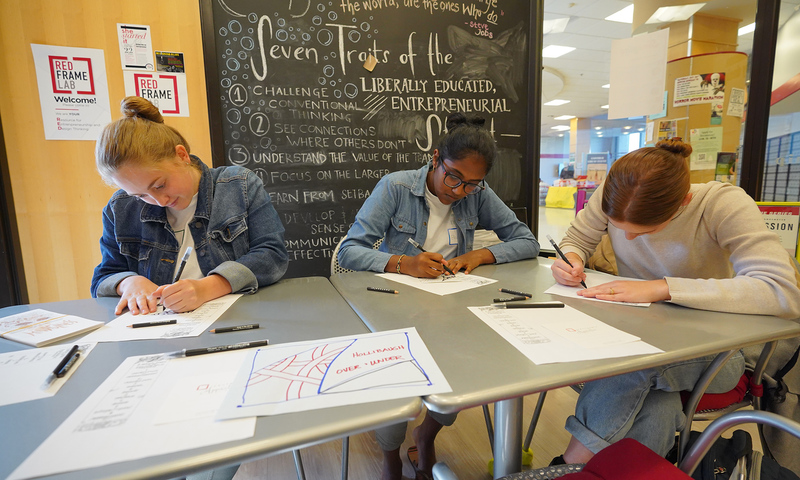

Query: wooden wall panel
[0,0,212,302]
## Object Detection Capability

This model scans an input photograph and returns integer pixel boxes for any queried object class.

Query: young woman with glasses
[549,138,800,465]
[338,112,538,480]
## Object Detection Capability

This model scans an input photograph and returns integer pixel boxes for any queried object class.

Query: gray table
[331,258,800,478]
[0,277,421,480]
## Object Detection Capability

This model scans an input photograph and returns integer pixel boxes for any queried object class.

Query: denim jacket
[91,157,289,297]
[338,162,539,272]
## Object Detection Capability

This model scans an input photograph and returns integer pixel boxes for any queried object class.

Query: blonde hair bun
[120,96,164,124]
[655,138,692,158]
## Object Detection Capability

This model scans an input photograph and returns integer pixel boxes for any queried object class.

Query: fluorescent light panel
[605,4,634,23]
[645,3,706,24]
[544,99,570,106]
[543,17,570,35]
[542,45,576,58]
[554,115,575,120]
[602,84,610,89]
[739,23,755,36]
[551,125,571,131]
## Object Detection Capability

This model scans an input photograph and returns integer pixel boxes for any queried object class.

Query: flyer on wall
[673,72,725,107]
[117,24,154,70]
[30,44,112,141]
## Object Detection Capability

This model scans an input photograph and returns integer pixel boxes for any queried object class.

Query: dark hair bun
[655,138,692,158]
[445,112,486,131]
[120,96,164,124]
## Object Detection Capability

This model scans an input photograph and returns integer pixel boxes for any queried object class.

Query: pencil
[367,287,399,294]
[546,235,588,289]
[407,238,456,276]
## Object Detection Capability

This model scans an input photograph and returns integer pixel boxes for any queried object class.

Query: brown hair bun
[655,138,692,158]
[120,96,165,124]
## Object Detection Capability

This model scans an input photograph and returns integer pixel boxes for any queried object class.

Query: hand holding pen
[406,238,456,277]
[546,234,588,289]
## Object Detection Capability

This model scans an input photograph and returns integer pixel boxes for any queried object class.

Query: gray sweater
[561,181,800,319]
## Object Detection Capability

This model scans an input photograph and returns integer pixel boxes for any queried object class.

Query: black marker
[499,288,532,298]
[547,234,588,289]
[128,319,177,328]
[173,246,193,283]
[45,345,80,385]
[493,296,527,303]
[209,323,260,334]
[168,339,270,357]
[491,302,565,309]
[367,287,399,294]
[407,238,456,276]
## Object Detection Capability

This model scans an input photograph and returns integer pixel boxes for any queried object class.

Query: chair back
[330,237,384,276]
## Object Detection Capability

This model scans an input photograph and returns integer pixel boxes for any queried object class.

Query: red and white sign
[123,71,189,117]
[31,44,111,141]
[757,203,800,258]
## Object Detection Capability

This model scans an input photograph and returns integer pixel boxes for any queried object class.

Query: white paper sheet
[608,29,669,119]
[0,342,96,407]
[469,306,662,365]
[82,294,241,342]
[216,328,450,420]
[544,270,651,307]
[7,351,256,480]
[376,272,497,295]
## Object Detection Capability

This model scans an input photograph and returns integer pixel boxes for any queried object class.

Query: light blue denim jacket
[338,162,539,272]
[91,157,289,297]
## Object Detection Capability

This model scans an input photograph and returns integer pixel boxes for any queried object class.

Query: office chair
[433,410,800,480]
[330,237,383,275]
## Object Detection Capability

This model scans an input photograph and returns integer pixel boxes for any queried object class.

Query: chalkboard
[200,0,536,278]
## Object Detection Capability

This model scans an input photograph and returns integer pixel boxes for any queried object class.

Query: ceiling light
[595,126,602,130]
[645,3,706,24]
[605,4,634,23]
[543,17,570,35]
[623,131,630,134]
[551,125,571,131]
[624,126,632,129]
[542,45,576,58]
[557,133,564,137]
[638,128,644,131]
[597,131,603,135]
[602,84,610,89]
[601,104,609,109]
[554,115,575,120]
[739,23,755,36]
[544,99,571,106]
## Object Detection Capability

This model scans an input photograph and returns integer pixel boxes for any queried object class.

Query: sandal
[407,445,433,480]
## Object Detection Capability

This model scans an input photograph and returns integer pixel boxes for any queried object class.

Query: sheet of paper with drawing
[82,294,242,342]
[216,327,450,421]
[468,305,662,365]
[375,272,498,296]
[0,309,103,347]
[544,270,651,307]
[7,350,256,480]
[0,342,96,407]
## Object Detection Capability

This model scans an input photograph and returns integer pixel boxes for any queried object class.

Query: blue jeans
[565,351,745,456]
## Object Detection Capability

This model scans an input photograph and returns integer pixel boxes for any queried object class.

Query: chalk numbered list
[0,309,103,347]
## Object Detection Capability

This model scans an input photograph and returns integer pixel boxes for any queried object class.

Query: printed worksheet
[469,305,662,365]
[0,309,103,347]
[0,342,96,407]
[376,272,497,295]
[7,350,256,480]
[216,328,450,421]
[82,294,241,342]
[544,270,651,307]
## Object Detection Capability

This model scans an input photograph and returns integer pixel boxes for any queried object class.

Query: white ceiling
[539,0,800,137]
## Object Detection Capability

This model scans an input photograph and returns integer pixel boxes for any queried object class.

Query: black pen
[173,246,193,283]
[493,296,527,303]
[367,287,399,294]
[407,238,456,276]
[128,319,177,328]
[45,345,80,385]
[209,323,260,333]
[547,234,588,289]
[168,339,270,357]
[491,302,565,309]
[499,288,532,298]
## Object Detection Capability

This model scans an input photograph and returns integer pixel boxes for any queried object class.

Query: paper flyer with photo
[30,44,112,141]
[673,72,725,107]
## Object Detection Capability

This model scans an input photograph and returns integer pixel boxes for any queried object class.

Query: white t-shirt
[423,185,458,259]
[166,194,203,281]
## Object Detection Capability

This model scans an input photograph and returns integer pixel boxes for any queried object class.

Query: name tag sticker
[448,228,458,245]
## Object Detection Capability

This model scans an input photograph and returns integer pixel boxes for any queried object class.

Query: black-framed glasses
[439,161,485,195]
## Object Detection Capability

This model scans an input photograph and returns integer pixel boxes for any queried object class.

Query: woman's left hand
[447,249,496,274]
[578,279,671,304]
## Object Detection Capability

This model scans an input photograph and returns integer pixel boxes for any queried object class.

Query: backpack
[687,429,800,480]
